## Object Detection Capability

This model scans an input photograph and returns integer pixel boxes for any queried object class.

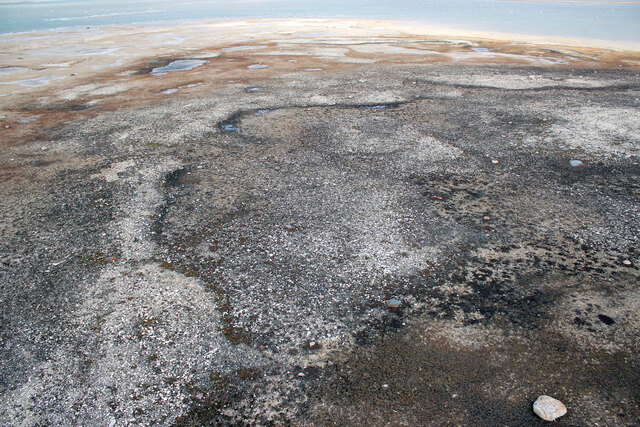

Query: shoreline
[1,18,639,144]
[2,17,640,51]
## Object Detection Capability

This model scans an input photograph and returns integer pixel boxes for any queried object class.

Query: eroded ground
[0,20,639,426]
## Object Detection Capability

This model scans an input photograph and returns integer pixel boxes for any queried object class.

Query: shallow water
[247,64,269,69]
[222,45,269,52]
[159,82,202,94]
[151,59,208,75]
[0,67,29,76]
[1,0,639,43]
[0,75,66,87]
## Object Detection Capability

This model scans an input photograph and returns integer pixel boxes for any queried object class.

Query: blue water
[1,0,639,42]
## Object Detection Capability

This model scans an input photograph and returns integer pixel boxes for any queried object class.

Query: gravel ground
[1,64,639,425]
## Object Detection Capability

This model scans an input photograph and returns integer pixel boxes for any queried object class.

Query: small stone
[491,159,499,164]
[533,395,567,421]
[569,159,584,168]
[298,372,305,377]
[387,298,401,309]
[483,216,491,221]
[622,260,632,265]
[4,125,9,129]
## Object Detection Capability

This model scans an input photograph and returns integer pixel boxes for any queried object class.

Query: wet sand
[0,18,639,426]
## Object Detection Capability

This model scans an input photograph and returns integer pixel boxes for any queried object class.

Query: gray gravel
[1,64,639,425]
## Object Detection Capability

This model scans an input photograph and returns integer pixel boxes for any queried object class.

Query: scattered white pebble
[569,159,584,167]
[623,260,632,265]
[533,395,567,421]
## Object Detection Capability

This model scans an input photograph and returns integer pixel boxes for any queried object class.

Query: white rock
[533,395,567,421]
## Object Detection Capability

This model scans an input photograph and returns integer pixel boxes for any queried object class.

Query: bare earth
[0,19,639,426]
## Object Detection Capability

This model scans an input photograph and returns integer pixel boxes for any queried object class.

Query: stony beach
[1,19,639,425]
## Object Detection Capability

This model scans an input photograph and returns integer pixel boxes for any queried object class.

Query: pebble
[491,159,499,164]
[569,159,584,167]
[623,260,632,265]
[533,395,567,421]
[387,298,401,308]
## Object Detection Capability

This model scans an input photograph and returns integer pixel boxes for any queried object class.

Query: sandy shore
[1,18,640,145]
[0,18,639,426]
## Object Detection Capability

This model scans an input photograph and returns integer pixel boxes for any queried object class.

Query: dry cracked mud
[1,63,639,425]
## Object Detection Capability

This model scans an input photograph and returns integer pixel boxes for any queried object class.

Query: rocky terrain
[0,22,639,425]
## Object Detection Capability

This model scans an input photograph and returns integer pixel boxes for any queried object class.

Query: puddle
[151,60,208,75]
[0,75,67,87]
[219,111,244,133]
[247,64,268,69]
[256,109,271,115]
[472,47,490,52]
[356,103,400,110]
[302,68,323,71]
[220,121,239,132]
[159,82,202,95]
[0,67,29,76]
[244,87,260,93]
[222,45,268,52]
